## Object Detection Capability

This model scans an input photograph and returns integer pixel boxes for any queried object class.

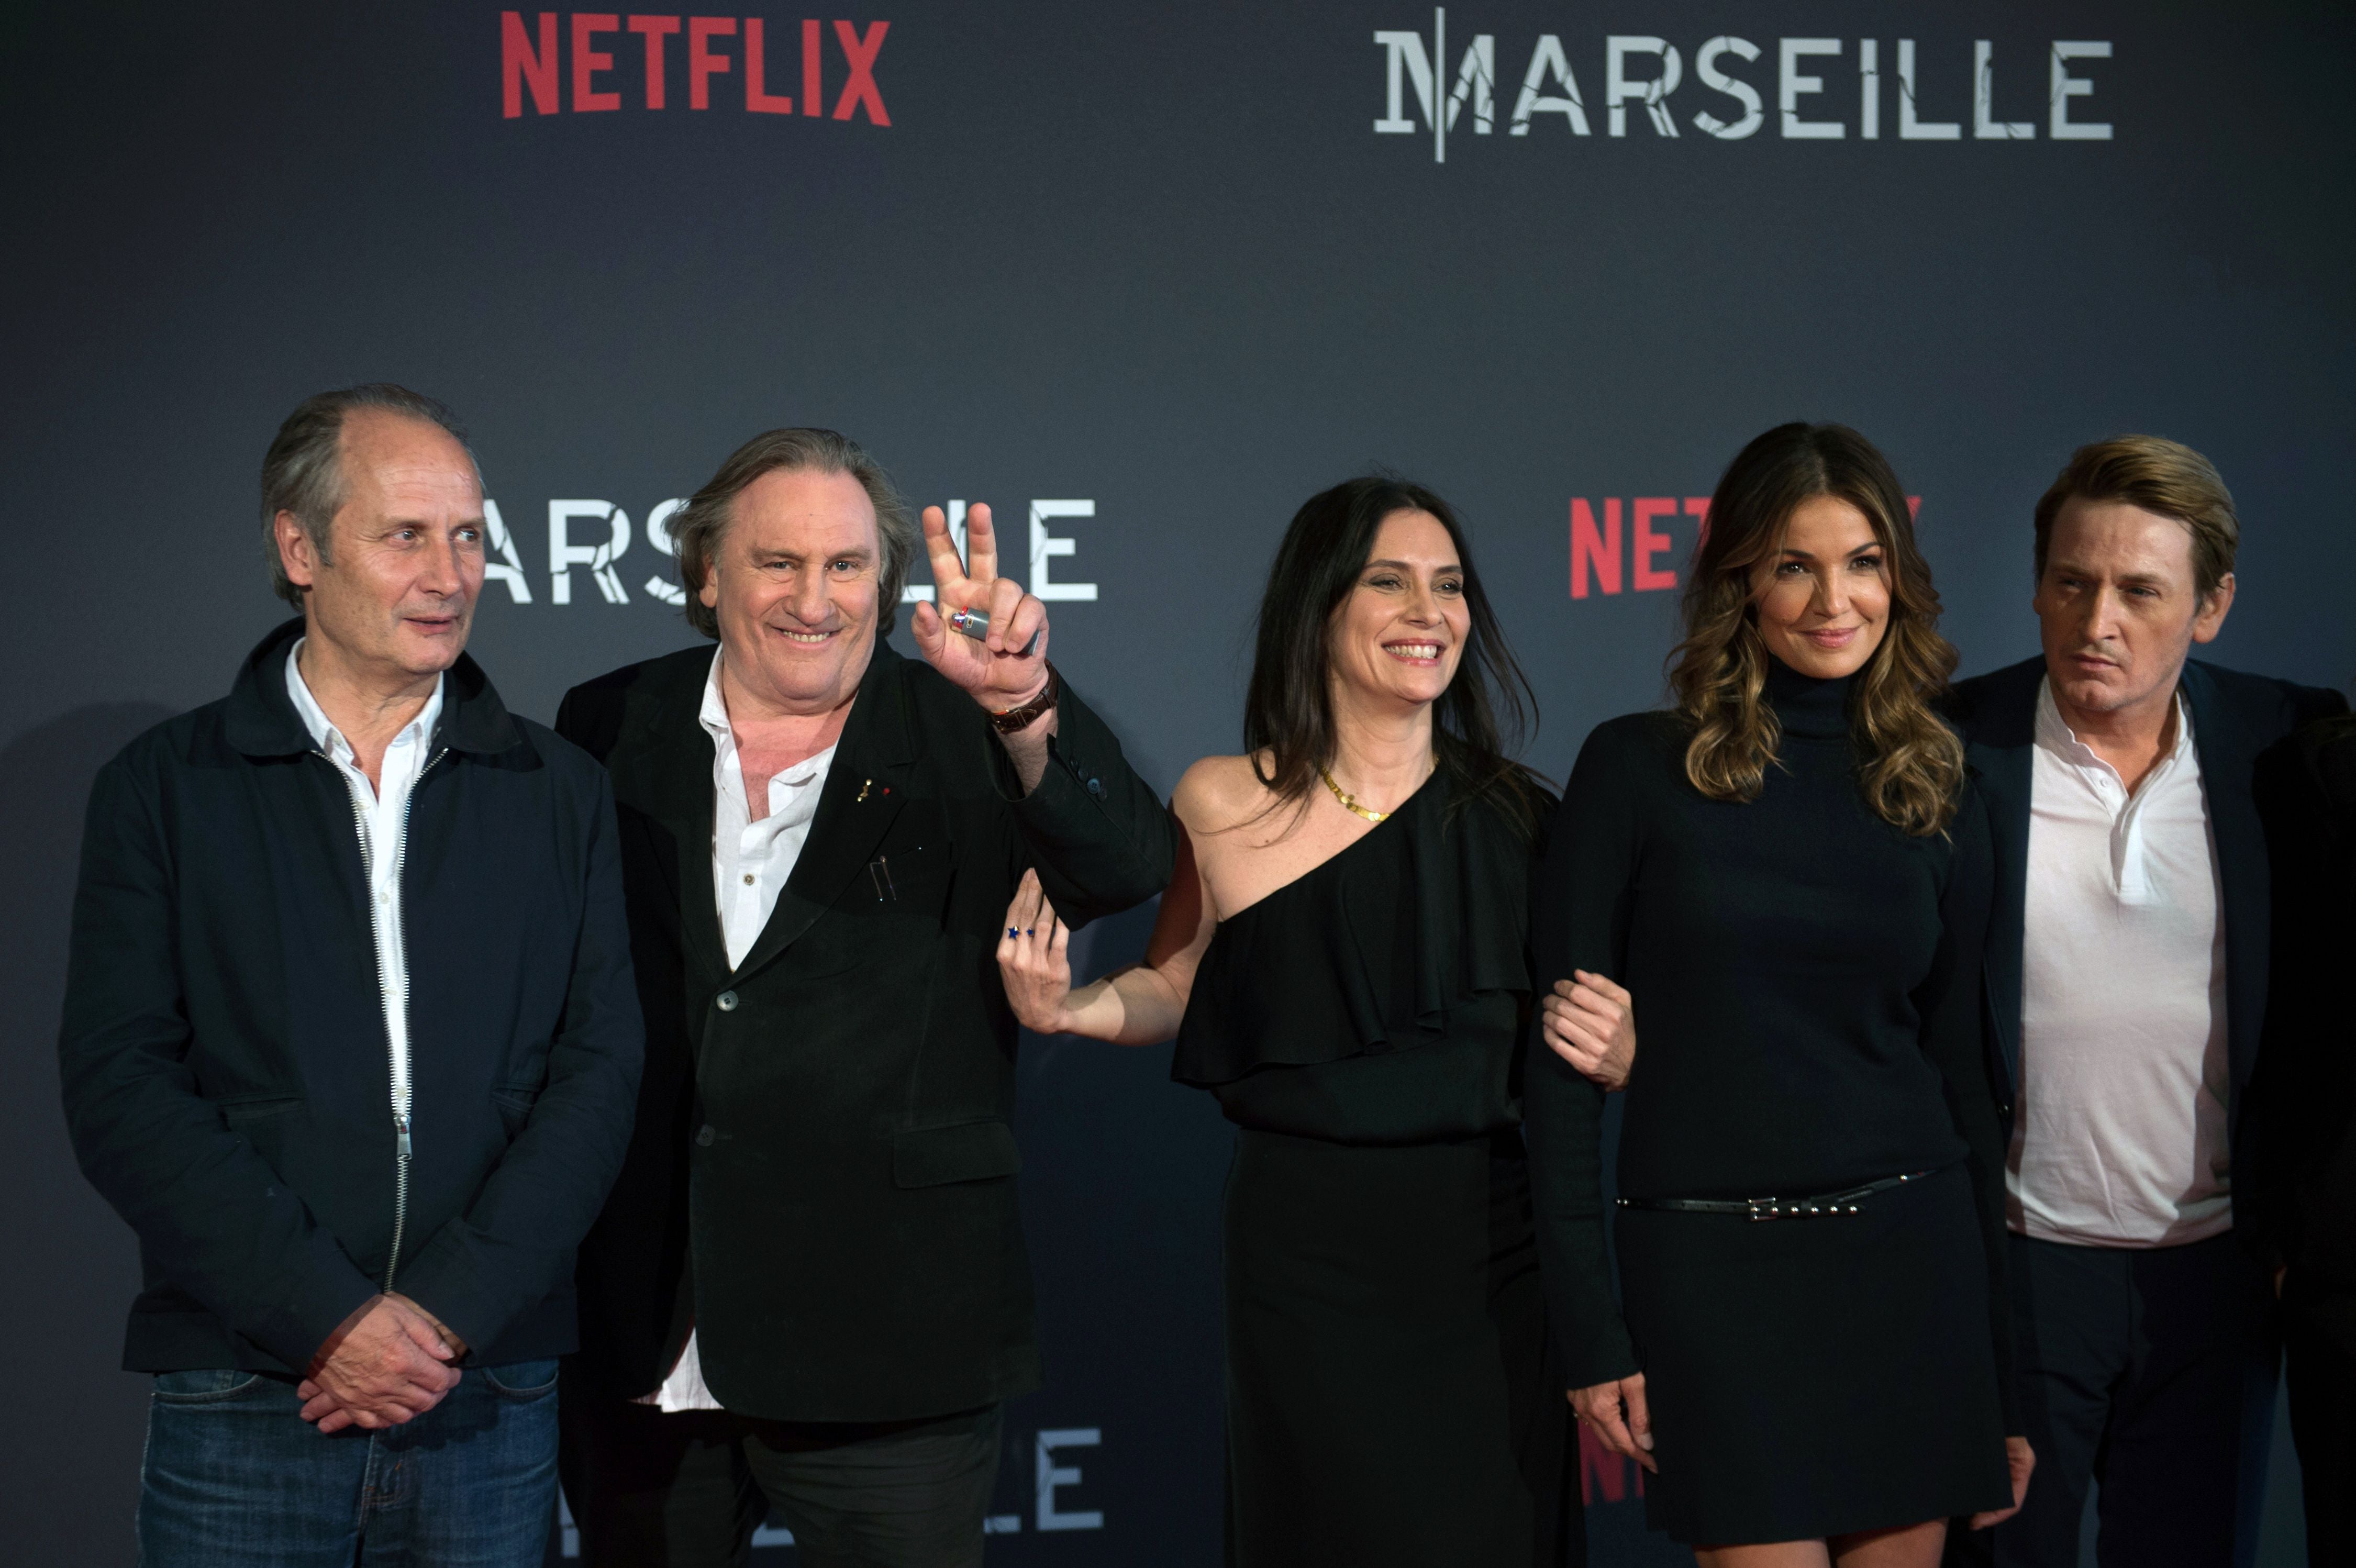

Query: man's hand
[298,1294,461,1433]
[1970,1436,2036,1529]
[1540,972,1637,1091]
[907,503,1052,712]
[1570,1373,1657,1473]
[387,1292,468,1359]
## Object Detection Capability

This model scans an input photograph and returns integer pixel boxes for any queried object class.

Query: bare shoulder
[1172,754,1281,836]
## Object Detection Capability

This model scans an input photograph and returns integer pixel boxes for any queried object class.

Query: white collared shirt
[640,647,837,1412]
[284,640,444,1144]
[2009,677,2231,1248]
[701,649,838,970]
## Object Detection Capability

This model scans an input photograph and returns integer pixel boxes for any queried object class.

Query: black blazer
[2252,713,2356,1283]
[555,637,1174,1422]
[1947,655,2345,1244]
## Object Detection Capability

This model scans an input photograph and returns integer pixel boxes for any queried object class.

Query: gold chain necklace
[1319,768,1392,823]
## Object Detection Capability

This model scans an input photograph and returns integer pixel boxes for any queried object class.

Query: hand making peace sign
[906,502,1054,711]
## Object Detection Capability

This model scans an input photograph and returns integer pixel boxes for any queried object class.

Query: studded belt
[1615,1163,1952,1222]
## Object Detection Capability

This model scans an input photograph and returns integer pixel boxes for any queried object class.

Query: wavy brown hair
[1669,423,1964,836]
[1243,476,1547,836]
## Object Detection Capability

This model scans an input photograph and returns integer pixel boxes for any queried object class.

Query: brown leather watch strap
[987,661,1060,734]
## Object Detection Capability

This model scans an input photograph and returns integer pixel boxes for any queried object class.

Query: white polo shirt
[2008,677,2232,1248]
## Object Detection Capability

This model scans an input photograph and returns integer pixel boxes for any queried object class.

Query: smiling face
[278,409,485,682]
[1326,508,1470,712]
[2032,497,2233,728]
[1748,493,1892,680]
[699,466,883,715]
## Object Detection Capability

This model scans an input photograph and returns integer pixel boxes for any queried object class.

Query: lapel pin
[856,779,873,803]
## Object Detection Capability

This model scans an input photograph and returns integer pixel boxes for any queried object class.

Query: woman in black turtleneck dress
[1525,425,2029,1566]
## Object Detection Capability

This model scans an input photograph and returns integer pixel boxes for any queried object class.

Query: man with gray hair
[552,427,1174,1567]
[60,384,643,1565]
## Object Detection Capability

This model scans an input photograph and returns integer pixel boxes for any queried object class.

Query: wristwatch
[988,662,1060,734]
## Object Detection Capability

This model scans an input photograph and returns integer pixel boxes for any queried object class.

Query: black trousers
[2284,1275,2356,1566]
[1946,1231,2279,1568]
[557,1366,1002,1568]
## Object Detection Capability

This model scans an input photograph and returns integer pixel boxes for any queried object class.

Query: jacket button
[1086,777,1106,798]
[696,1125,716,1147]
[716,991,739,1011]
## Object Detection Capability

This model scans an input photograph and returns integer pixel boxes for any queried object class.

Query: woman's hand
[1970,1436,2036,1529]
[1571,1373,1657,1473]
[1541,971,1636,1090]
[997,870,1075,1033]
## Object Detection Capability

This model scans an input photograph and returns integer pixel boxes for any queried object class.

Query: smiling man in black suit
[1944,436,2344,1568]
[551,428,1174,1568]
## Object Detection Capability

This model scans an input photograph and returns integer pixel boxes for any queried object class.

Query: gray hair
[260,384,477,607]
[668,427,918,639]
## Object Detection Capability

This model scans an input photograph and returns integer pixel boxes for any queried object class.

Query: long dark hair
[1668,422,1964,836]
[1242,476,1545,835]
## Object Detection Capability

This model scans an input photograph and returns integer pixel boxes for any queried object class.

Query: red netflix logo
[1567,493,1921,599]
[1569,496,1709,600]
[501,12,889,123]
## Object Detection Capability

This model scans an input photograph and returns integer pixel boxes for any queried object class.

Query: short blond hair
[2033,436,2240,598]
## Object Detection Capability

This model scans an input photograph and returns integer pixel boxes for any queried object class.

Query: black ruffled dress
[1172,777,1579,1568]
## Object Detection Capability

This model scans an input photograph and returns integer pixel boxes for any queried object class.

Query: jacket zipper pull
[395,1113,413,1164]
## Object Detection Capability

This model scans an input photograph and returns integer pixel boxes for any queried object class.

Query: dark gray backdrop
[5,2,2350,1562]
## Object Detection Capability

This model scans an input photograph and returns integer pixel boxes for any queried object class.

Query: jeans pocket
[152,1369,266,1405]
[480,1359,560,1401]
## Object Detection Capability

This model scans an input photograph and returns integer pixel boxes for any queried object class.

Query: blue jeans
[138,1360,560,1568]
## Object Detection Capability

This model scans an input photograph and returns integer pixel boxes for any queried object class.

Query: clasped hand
[298,1293,465,1433]
[1539,971,1636,1091]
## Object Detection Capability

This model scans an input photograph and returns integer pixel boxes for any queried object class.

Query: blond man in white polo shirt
[1943,437,2345,1568]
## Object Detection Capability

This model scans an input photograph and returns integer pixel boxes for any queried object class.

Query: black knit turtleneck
[1520,659,2010,1416]
[1764,657,1854,739]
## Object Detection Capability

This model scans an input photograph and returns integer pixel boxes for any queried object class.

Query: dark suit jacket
[555,636,1174,1421]
[2252,713,2356,1285]
[1947,655,2346,1248]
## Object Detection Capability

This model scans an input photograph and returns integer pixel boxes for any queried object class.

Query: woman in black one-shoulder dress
[996,476,1629,1567]
[1525,425,2030,1566]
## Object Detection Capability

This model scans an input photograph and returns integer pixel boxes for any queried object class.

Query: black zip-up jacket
[59,619,644,1375]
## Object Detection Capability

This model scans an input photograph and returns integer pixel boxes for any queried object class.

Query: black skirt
[1223,1128,1578,1568]
[1613,1163,2012,1545]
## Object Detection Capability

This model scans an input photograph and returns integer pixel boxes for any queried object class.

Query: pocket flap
[491,1082,543,1113]
[892,1120,1022,1188]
